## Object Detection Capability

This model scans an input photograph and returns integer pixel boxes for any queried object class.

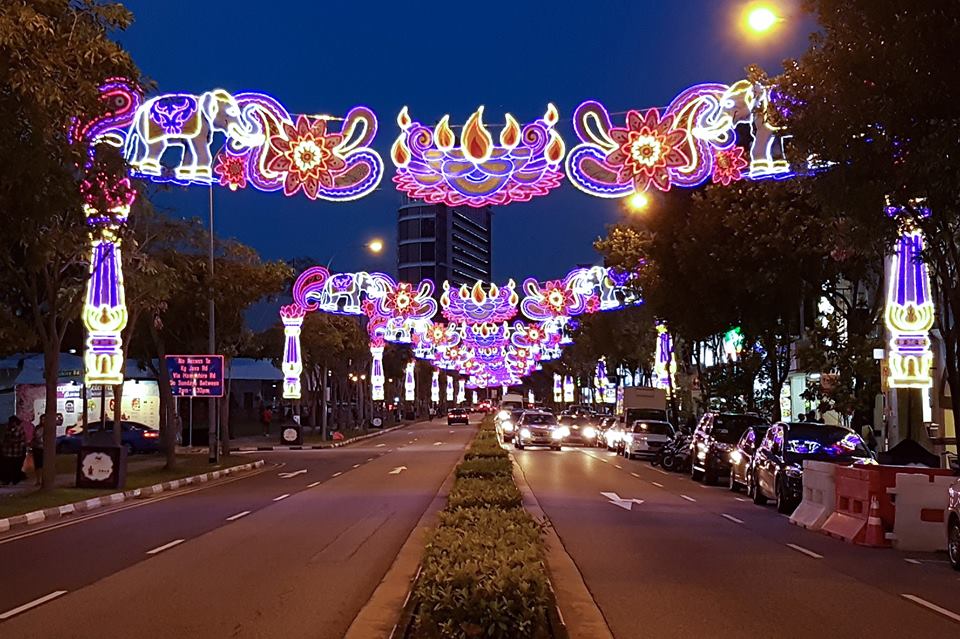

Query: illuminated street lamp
[367,238,384,254]
[743,3,780,35]
[624,192,650,212]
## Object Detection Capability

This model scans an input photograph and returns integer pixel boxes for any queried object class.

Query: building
[397,197,492,287]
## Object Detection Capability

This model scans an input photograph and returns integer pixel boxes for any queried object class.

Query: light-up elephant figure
[124,89,264,184]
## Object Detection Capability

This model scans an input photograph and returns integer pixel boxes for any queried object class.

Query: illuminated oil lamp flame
[461,107,493,164]
[471,281,486,304]
[435,115,455,151]
[545,130,565,163]
[397,106,412,129]
[544,103,559,126]
[500,113,521,149]
[391,135,411,167]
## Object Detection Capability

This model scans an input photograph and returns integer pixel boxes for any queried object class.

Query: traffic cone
[863,495,889,547]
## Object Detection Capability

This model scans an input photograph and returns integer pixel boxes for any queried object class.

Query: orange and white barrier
[790,461,837,531]
[886,473,955,552]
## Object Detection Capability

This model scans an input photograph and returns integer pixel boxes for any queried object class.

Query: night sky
[118,0,813,283]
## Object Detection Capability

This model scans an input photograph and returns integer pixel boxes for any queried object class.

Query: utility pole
[208,186,219,464]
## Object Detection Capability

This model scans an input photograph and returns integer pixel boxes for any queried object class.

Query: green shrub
[455,457,512,479]
[464,439,509,460]
[447,476,522,510]
[414,507,550,639]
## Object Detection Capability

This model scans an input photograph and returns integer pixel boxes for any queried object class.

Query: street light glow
[745,4,779,34]
[626,192,650,212]
[367,239,384,253]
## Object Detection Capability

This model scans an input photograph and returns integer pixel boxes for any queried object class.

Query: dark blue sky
[119,0,813,282]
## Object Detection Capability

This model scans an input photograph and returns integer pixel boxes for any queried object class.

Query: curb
[231,422,411,452]
[511,451,614,639]
[343,431,464,639]
[0,460,266,534]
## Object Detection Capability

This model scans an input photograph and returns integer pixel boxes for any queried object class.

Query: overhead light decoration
[563,376,575,403]
[722,326,745,362]
[390,104,566,207]
[404,361,416,401]
[431,370,440,403]
[457,379,467,404]
[885,204,934,388]
[566,81,791,201]
[446,375,454,402]
[653,323,677,394]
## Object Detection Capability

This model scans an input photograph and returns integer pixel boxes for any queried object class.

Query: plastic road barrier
[887,473,956,552]
[790,461,837,531]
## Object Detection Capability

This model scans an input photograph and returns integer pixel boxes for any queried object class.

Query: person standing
[261,405,273,437]
[31,415,46,486]
[1,416,27,486]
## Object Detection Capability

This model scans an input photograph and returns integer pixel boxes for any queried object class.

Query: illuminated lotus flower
[711,147,748,186]
[267,115,345,199]
[361,299,377,317]
[384,282,420,317]
[607,109,688,192]
[543,281,574,315]
[584,295,601,314]
[214,154,248,191]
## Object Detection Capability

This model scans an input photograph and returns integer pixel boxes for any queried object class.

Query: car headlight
[519,428,531,439]
[497,410,509,420]
[730,450,743,464]
[502,421,514,432]
[624,434,633,443]
[551,429,564,440]
[583,426,596,439]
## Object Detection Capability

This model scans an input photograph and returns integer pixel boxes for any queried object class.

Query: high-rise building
[397,198,492,287]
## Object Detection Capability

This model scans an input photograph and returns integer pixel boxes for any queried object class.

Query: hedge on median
[411,417,553,639]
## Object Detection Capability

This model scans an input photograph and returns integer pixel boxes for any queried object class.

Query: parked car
[557,414,598,446]
[947,477,959,571]
[691,413,769,484]
[751,422,874,514]
[514,411,564,451]
[56,421,161,455]
[496,409,526,442]
[622,420,675,460]
[447,408,469,425]
[728,424,771,492]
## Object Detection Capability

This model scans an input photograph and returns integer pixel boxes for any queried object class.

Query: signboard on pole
[166,355,225,398]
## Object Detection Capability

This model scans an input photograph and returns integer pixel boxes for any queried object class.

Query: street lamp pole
[208,186,218,464]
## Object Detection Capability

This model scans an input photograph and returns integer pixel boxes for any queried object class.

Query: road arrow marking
[389,466,407,475]
[601,492,644,511]
[278,469,307,478]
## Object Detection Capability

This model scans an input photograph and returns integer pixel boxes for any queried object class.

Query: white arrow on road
[278,470,307,478]
[601,492,644,511]
[389,466,407,475]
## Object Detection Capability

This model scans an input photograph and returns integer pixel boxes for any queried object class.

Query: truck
[618,387,668,424]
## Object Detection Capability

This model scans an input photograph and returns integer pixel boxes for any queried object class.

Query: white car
[948,477,959,571]
[622,420,675,460]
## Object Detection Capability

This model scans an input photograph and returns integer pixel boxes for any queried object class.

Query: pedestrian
[31,415,46,486]
[1,416,27,486]
[261,405,273,437]
[797,412,806,423]
[821,403,842,426]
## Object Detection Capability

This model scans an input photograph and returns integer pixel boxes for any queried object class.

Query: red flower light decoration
[584,295,601,314]
[214,154,248,191]
[267,115,345,200]
[711,147,749,186]
[607,109,688,192]
[543,281,574,316]
[384,282,420,317]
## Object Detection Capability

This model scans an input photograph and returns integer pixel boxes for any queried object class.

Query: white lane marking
[307,481,321,488]
[278,469,307,478]
[0,591,68,620]
[433,442,443,446]
[735,497,749,502]
[226,511,250,521]
[332,471,342,477]
[654,468,669,475]
[449,430,455,434]
[902,594,960,624]
[367,457,375,461]
[680,494,696,502]
[630,472,640,478]
[721,513,744,524]
[389,466,408,475]
[376,443,386,447]
[147,539,185,555]
[273,494,290,502]
[786,543,823,559]
[614,464,623,469]
[904,558,922,565]
[651,481,664,488]
[600,459,609,463]
[352,464,360,468]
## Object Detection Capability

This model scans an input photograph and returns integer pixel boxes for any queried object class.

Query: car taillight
[143,431,160,438]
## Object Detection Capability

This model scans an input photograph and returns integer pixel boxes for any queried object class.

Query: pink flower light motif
[266,115,345,200]
[607,109,688,193]
[584,295,601,314]
[383,282,421,318]
[214,154,248,191]
[711,147,749,186]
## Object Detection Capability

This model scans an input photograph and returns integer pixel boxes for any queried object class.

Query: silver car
[948,478,959,571]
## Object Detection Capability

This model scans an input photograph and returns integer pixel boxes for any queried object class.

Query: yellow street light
[744,3,779,35]
[625,192,650,212]
[367,238,384,254]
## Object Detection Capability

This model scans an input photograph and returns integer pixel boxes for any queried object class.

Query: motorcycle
[657,432,692,472]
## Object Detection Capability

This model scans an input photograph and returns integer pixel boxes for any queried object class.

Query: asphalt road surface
[0,418,474,638]
[513,444,960,638]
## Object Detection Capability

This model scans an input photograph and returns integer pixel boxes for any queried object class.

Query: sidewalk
[227,420,422,451]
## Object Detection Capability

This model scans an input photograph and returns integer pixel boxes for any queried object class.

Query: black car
[728,425,770,492]
[514,411,562,450]
[447,408,469,425]
[557,414,599,446]
[56,421,161,455]
[691,413,768,484]
[751,422,873,514]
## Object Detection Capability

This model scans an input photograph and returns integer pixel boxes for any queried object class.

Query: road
[513,444,960,638]
[0,418,473,638]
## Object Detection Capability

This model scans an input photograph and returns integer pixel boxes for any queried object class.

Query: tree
[771,0,960,432]
[0,0,139,489]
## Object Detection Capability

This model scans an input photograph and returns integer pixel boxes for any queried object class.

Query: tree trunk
[41,346,60,491]
[149,317,177,470]
[112,382,124,446]
[321,364,329,440]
